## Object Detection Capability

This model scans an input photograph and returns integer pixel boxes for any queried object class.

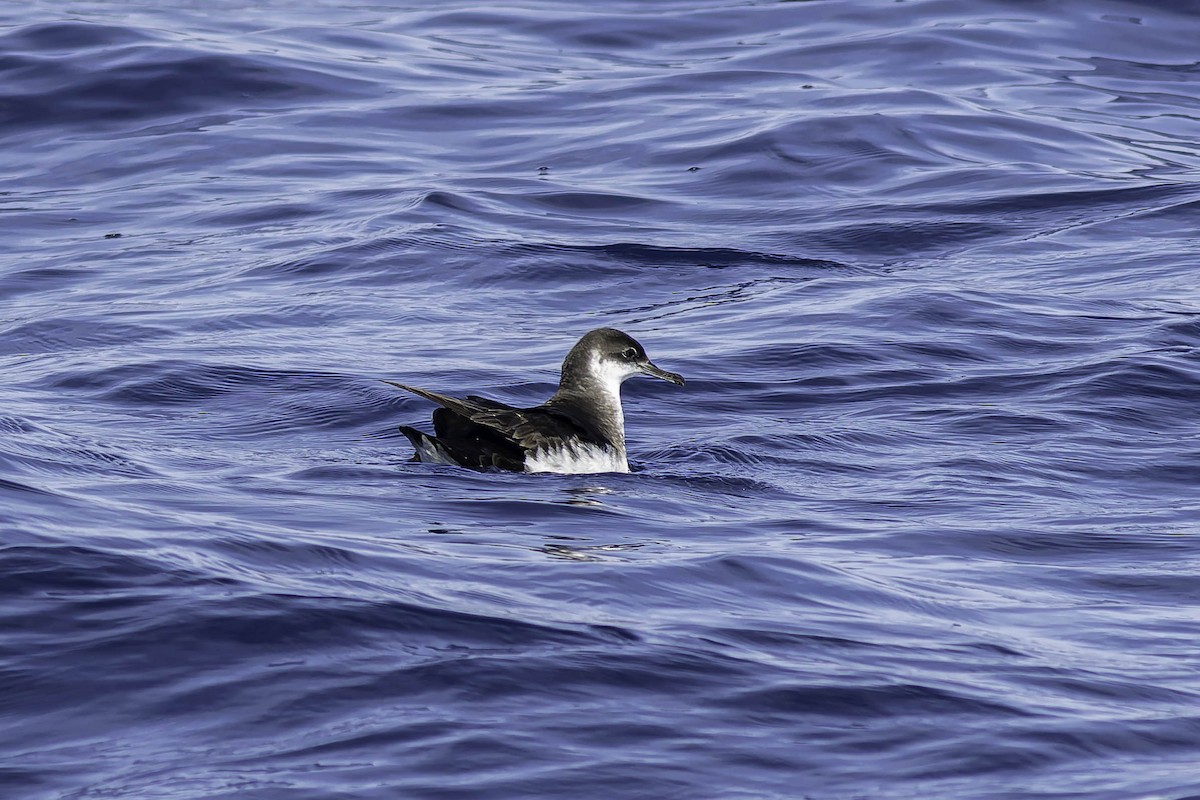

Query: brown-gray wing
[383,381,600,454]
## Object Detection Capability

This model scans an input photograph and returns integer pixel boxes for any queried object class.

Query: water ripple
[4,1,1200,798]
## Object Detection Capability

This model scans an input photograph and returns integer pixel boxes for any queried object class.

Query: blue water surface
[3,1,1200,798]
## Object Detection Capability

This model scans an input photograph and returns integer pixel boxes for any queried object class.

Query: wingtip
[397,424,424,446]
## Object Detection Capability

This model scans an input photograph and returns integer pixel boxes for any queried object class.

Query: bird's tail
[399,425,460,466]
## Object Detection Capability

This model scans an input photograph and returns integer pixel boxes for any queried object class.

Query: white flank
[414,435,460,467]
[525,442,629,474]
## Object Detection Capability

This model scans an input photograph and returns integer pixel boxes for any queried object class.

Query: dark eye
[621,347,638,360]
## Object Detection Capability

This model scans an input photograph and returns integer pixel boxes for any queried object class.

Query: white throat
[588,353,633,426]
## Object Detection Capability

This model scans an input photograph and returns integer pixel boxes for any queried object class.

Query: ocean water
[3,1,1200,797]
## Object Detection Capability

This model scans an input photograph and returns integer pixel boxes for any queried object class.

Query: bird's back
[391,381,618,472]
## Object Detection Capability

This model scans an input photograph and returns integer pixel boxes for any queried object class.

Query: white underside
[525,442,629,474]
[417,433,627,474]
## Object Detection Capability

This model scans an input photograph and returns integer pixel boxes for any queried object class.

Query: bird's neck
[549,373,626,452]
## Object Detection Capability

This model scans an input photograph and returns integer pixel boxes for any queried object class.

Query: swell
[0,20,377,136]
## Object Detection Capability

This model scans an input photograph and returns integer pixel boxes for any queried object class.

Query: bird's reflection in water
[559,485,613,507]
[543,486,653,559]
[540,541,647,561]
[421,486,642,560]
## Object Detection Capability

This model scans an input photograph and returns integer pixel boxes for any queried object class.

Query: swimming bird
[386,327,684,474]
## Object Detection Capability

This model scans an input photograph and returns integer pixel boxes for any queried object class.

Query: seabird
[386,327,684,474]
